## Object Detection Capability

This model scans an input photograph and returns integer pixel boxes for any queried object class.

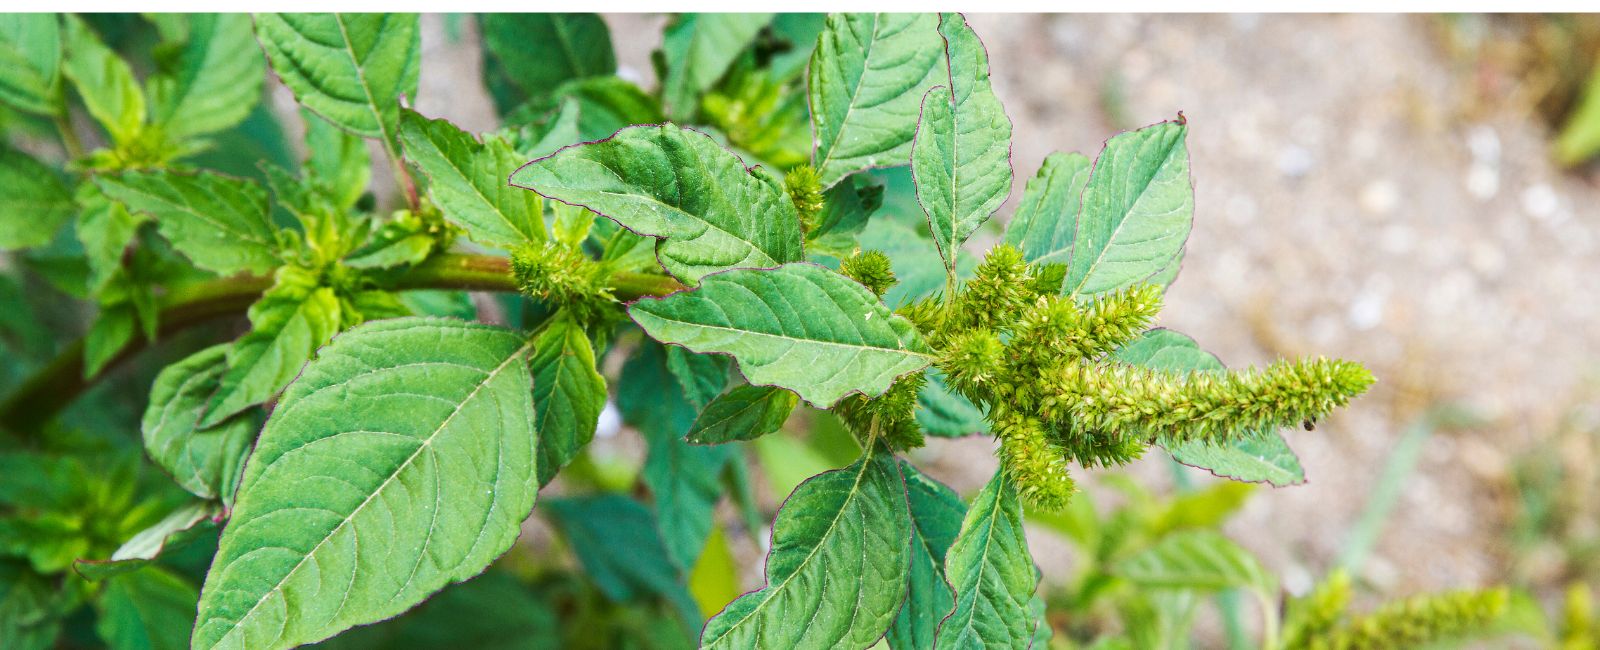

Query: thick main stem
[0,254,684,437]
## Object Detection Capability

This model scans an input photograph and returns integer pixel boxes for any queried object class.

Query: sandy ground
[405,13,1600,621]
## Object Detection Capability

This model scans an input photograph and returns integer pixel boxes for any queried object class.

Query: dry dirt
[406,13,1600,620]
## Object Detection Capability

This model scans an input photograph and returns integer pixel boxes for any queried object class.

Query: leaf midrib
[1068,129,1183,296]
[208,336,534,649]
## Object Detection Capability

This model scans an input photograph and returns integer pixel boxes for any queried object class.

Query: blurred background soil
[404,13,1600,623]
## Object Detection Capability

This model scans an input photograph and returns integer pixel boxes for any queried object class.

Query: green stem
[53,110,83,159]
[1255,588,1281,650]
[0,253,683,438]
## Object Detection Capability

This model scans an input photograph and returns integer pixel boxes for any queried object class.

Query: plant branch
[0,253,685,438]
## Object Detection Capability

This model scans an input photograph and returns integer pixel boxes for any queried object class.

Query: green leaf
[147,14,264,141]
[84,302,136,378]
[62,16,144,142]
[253,13,419,145]
[686,385,798,445]
[1113,329,1306,486]
[199,272,342,428]
[620,341,734,571]
[543,494,701,629]
[659,13,773,121]
[1003,151,1092,266]
[889,462,965,650]
[809,14,944,188]
[302,109,370,210]
[95,170,280,275]
[0,15,63,116]
[478,14,614,114]
[688,525,740,619]
[511,123,803,284]
[0,147,74,251]
[1028,596,1052,647]
[807,174,882,257]
[193,318,539,650]
[75,184,147,294]
[628,263,933,407]
[0,562,62,650]
[530,313,606,486]
[305,571,557,650]
[701,445,911,649]
[912,13,1014,275]
[501,98,581,161]
[142,344,257,503]
[1115,530,1275,594]
[96,567,199,650]
[522,76,664,142]
[1065,119,1192,297]
[75,502,221,581]
[398,110,543,249]
[916,369,986,438]
[934,468,1038,650]
[665,346,730,411]
[1556,63,1600,166]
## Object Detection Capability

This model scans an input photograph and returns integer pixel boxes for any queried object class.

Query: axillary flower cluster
[843,243,1374,511]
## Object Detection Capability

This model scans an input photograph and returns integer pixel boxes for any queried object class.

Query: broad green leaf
[686,385,798,445]
[934,468,1037,650]
[1115,530,1275,595]
[95,567,199,650]
[95,170,279,275]
[858,217,975,309]
[62,16,144,143]
[76,502,221,581]
[305,571,558,650]
[75,184,147,294]
[889,462,965,650]
[199,271,342,428]
[1066,119,1192,297]
[659,13,773,121]
[1028,596,1052,647]
[399,110,542,249]
[0,562,62,650]
[665,346,730,411]
[530,313,606,486]
[147,14,264,140]
[511,123,803,284]
[766,14,827,81]
[620,341,734,571]
[0,147,74,251]
[1003,151,1092,266]
[193,318,538,650]
[1113,329,1305,486]
[807,174,882,257]
[701,445,912,649]
[809,14,944,188]
[0,15,62,116]
[501,98,580,161]
[478,14,614,114]
[688,525,740,619]
[916,369,986,438]
[542,494,700,628]
[85,302,136,378]
[142,345,257,503]
[912,13,1014,274]
[302,109,370,210]
[254,13,419,145]
[522,76,664,142]
[628,263,934,407]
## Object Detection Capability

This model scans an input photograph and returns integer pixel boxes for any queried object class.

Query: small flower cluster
[783,165,825,234]
[510,242,616,325]
[1308,587,1509,650]
[905,243,1372,510]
